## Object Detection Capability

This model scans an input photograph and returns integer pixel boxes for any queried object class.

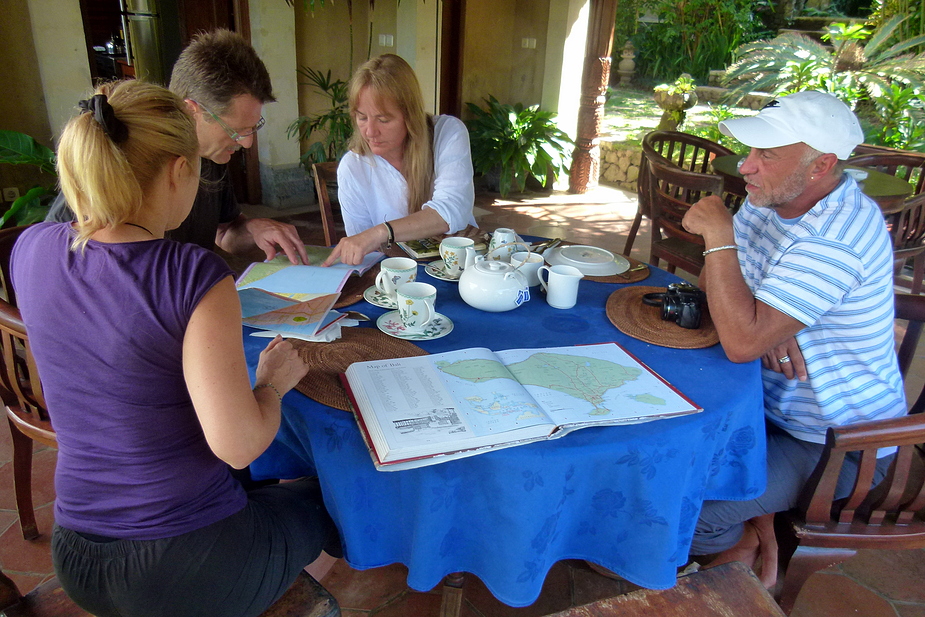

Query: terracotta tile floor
[3,182,925,616]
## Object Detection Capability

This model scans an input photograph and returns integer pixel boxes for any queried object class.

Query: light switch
[521,38,537,49]
[378,34,394,47]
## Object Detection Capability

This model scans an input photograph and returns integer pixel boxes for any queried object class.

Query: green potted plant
[653,73,699,131]
[0,130,56,228]
[287,66,353,168]
[465,95,573,197]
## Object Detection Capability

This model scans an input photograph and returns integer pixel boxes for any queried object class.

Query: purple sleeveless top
[11,223,247,540]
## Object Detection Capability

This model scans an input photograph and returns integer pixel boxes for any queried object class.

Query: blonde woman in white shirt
[323,54,476,266]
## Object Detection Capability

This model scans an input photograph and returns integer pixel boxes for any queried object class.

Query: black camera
[642,283,706,329]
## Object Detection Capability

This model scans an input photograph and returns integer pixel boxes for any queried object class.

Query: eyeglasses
[193,100,265,143]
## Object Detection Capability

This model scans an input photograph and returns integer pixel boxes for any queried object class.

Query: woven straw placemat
[586,255,651,284]
[606,286,719,349]
[335,266,379,308]
[290,327,429,410]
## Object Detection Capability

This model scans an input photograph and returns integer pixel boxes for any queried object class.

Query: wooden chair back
[644,156,726,277]
[312,162,342,247]
[625,131,743,257]
[775,292,925,613]
[849,152,925,292]
[547,562,785,616]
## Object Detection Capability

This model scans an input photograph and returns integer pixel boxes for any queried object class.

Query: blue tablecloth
[246,263,766,607]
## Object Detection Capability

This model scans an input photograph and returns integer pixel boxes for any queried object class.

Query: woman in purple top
[11,80,339,617]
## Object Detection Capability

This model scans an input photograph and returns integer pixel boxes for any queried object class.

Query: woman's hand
[324,225,387,266]
[254,335,309,395]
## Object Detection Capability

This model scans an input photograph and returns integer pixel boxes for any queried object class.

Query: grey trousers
[52,478,340,617]
[689,422,893,556]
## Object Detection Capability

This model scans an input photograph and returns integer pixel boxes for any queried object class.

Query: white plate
[363,285,397,309]
[424,260,461,282]
[376,311,454,340]
[544,245,629,276]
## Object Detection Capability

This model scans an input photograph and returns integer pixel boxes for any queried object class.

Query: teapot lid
[474,260,515,274]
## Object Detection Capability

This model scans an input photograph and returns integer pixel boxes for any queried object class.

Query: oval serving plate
[545,245,629,276]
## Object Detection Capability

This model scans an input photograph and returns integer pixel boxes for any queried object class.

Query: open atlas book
[343,342,701,471]
[236,247,383,339]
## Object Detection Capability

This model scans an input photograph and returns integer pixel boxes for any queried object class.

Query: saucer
[376,311,454,340]
[363,285,398,309]
[545,245,629,276]
[425,260,461,282]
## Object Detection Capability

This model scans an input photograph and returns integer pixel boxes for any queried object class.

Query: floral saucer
[424,260,461,283]
[376,311,454,341]
[363,285,398,309]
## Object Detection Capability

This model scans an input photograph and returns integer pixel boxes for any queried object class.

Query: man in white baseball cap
[680,91,905,586]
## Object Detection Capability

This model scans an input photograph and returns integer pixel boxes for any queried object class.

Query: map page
[344,343,700,470]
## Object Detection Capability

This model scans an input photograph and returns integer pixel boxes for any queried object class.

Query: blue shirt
[734,175,906,444]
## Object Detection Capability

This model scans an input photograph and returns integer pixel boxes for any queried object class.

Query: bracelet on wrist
[382,221,394,249]
[253,382,282,402]
[702,245,738,257]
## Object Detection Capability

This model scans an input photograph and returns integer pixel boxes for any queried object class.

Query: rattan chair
[625,131,744,258]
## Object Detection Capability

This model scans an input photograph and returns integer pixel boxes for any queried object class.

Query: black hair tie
[78,94,129,144]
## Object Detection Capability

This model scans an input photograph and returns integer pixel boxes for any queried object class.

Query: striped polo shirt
[734,174,906,444]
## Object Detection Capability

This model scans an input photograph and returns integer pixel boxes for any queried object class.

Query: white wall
[249,3,300,168]
[27,0,93,139]
[543,0,588,141]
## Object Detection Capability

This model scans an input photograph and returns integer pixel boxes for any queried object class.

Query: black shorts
[52,478,340,617]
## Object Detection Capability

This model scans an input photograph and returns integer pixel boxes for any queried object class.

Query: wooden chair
[312,162,342,247]
[644,156,726,278]
[1,296,55,540]
[848,152,925,293]
[0,567,338,617]
[546,562,785,616]
[0,567,91,617]
[773,292,925,614]
[0,225,55,540]
[624,131,745,257]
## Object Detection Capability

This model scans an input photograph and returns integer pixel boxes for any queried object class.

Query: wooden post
[569,0,619,194]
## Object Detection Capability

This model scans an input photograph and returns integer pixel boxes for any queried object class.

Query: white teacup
[375,257,418,300]
[439,237,476,277]
[396,282,437,332]
[510,251,544,287]
[538,264,584,309]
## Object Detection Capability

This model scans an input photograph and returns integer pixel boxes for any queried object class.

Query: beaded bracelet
[702,245,737,257]
[383,221,395,249]
[253,383,282,402]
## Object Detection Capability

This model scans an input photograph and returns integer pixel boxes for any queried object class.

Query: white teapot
[458,243,531,312]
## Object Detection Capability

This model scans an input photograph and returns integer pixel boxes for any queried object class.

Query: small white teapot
[458,242,531,312]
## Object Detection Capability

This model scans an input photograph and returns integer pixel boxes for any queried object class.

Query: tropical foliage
[723,16,925,100]
[0,130,56,227]
[287,66,352,168]
[722,15,925,150]
[631,0,772,81]
[465,96,573,197]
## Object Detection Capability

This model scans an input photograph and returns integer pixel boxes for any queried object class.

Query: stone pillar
[568,0,619,194]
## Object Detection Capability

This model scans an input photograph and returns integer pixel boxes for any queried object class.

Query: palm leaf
[0,130,56,175]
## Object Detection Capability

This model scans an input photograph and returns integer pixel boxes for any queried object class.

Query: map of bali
[434,352,662,417]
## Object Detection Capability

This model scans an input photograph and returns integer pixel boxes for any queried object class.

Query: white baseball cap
[718,91,864,160]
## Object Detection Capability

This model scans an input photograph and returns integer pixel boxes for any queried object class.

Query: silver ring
[778,355,791,364]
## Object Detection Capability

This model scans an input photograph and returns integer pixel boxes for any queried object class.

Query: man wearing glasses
[47,29,309,265]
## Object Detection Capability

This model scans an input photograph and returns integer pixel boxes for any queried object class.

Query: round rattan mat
[585,255,651,284]
[606,286,719,349]
[290,327,429,410]
[335,266,379,308]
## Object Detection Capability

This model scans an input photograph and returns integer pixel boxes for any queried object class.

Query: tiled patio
[2,182,925,616]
